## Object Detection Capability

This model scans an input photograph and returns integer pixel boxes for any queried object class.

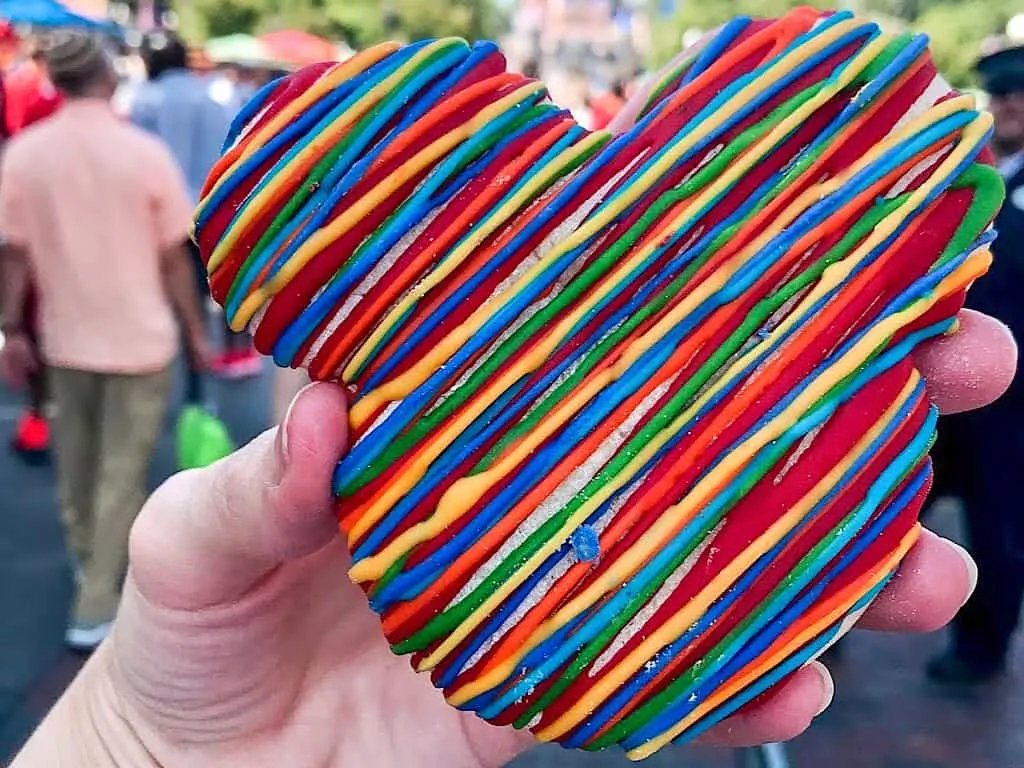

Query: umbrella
[0,0,113,29]
[205,33,277,67]
[259,29,338,67]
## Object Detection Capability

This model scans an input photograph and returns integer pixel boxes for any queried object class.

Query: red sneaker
[12,410,50,463]
[219,348,264,380]
[209,349,239,375]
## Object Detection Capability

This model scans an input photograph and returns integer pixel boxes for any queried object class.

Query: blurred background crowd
[0,0,1022,766]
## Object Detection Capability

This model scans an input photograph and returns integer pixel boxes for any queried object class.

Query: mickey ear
[606,25,723,135]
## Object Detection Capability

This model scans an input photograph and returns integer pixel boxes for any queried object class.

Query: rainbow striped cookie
[194,8,1003,759]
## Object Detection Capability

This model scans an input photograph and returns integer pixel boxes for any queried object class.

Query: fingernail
[811,662,834,717]
[940,537,978,606]
[278,382,317,464]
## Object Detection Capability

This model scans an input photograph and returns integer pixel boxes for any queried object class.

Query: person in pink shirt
[0,30,210,651]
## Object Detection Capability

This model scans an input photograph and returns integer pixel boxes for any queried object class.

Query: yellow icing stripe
[449,367,919,708]
[530,374,920,739]
[421,247,981,679]
[197,44,398,233]
[627,523,921,760]
[346,29,903,550]
[350,33,888,529]
[345,17,870,414]
[347,93,982,568]
[231,80,549,329]
[343,130,611,381]
[208,40,462,276]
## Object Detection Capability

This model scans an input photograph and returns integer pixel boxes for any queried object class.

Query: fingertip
[940,536,978,603]
[696,664,828,748]
[278,381,349,467]
[808,661,834,717]
[274,381,349,527]
[916,310,1017,415]
[858,528,974,633]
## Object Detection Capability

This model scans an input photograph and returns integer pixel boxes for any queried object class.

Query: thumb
[129,382,349,610]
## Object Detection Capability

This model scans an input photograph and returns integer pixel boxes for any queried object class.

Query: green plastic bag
[176,404,235,470]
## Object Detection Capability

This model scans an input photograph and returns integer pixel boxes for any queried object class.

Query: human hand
[0,330,38,389]
[12,309,1014,768]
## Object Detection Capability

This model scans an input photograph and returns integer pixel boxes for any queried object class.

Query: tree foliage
[189,0,506,47]
[648,0,1016,87]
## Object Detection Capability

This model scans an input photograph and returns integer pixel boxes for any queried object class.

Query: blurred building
[504,0,648,123]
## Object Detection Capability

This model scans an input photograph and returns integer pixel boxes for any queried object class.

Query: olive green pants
[49,366,172,625]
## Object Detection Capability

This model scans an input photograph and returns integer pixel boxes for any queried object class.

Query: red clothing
[4,63,62,134]
[22,86,61,128]
[590,92,626,131]
[3,64,62,338]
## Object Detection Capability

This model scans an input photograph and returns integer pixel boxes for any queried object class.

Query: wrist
[11,646,160,768]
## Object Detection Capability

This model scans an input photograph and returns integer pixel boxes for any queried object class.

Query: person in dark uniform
[927,44,1024,685]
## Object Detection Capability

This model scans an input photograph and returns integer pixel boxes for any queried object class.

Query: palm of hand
[104,398,528,768]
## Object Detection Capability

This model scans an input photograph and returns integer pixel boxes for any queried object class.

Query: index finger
[913,309,1017,415]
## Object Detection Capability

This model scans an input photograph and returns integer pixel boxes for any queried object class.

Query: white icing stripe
[456,467,655,677]
[449,372,682,609]
[301,207,444,369]
[589,523,723,677]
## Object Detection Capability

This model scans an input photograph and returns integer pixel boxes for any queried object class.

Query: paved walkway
[0,364,1021,767]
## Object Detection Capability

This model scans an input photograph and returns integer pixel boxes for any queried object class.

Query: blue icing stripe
[430,112,578,212]
[617,459,930,751]
[672,585,879,746]
[375,173,957,597]
[234,40,493,301]
[684,240,968,496]
[627,38,926,287]
[356,376,531,566]
[440,478,632,693]
[367,183,969,609]
[434,543,570,691]
[222,74,285,152]
[225,42,473,321]
[254,41,475,283]
[559,383,926,746]
[198,76,363,238]
[485,317,945,713]
[456,612,593,714]
[551,57,896,352]
[349,123,594,389]
[348,20,925,501]
[342,39,888,493]
[272,95,556,366]
[729,111,977,292]
[587,13,875,225]
[357,236,702,568]
[683,18,752,86]
[332,232,595,492]
[196,44,423,237]
[331,126,650,488]
[555,56,903,346]
[473,352,930,720]
[468,352,916,719]
[673,577,888,745]
[621,460,931,750]
[853,33,927,108]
